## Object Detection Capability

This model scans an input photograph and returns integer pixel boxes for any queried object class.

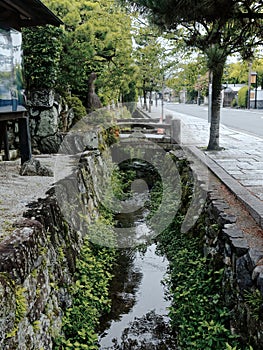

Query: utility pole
[247,60,252,109]
[197,74,201,106]
[251,72,258,109]
[160,75,164,123]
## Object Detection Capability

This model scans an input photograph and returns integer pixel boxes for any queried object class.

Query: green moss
[57,247,65,263]
[33,320,40,332]
[0,272,14,288]
[2,220,14,235]
[6,327,18,339]
[31,268,38,278]
[6,285,28,339]
[15,286,27,323]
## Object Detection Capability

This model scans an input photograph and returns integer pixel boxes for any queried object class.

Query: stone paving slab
[138,103,263,228]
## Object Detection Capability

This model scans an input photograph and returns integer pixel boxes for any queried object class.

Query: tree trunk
[143,89,147,110]
[149,90,152,113]
[207,61,225,150]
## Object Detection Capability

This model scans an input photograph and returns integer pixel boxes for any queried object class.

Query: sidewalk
[138,103,263,228]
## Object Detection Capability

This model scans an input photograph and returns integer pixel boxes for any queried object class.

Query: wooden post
[0,121,10,160]
[18,116,32,164]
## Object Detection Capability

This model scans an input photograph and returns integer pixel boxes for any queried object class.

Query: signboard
[0,28,24,113]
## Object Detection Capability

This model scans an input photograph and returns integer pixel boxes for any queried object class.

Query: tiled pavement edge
[137,103,263,228]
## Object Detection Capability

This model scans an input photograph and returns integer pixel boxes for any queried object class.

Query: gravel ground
[0,155,56,240]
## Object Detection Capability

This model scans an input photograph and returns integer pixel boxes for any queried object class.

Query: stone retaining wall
[0,151,103,349]
[201,188,263,348]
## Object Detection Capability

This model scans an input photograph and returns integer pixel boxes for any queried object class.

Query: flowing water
[98,194,177,349]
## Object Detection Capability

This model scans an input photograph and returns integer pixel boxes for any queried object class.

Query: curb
[188,145,263,229]
[135,107,153,119]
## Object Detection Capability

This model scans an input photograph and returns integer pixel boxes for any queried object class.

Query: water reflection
[98,199,171,349]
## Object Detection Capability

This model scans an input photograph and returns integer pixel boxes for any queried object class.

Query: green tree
[225,57,263,88]
[166,57,208,103]
[133,23,176,112]
[121,0,263,150]
[134,27,162,109]
[44,0,135,106]
[225,61,249,85]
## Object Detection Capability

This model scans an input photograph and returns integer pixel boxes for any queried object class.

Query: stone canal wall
[0,144,263,348]
[200,185,263,347]
[0,151,105,349]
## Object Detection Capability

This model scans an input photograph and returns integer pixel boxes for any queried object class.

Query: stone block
[28,89,55,108]
[218,212,237,225]
[236,255,253,290]
[256,272,263,294]
[222,226,244,239]
[230,238,249,257]
[221,226,248,256]
[249,248,263,268]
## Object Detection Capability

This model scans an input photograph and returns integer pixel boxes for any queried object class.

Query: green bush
[65,95,87,124]
[238,86,248,108]
[231,97,238,108]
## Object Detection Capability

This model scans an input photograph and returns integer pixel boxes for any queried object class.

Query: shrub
[54,220,116,350]
[238,86,248,108]
[231,97,238,108]
[65,95,87,124]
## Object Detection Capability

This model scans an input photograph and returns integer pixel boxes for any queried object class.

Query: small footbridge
[116,115,181,149]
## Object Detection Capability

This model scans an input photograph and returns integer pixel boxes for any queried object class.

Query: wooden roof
[0,0,63,30]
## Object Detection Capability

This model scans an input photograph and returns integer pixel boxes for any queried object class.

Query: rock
[20,159,53,177]
[27,92,63,153]
[28,89,55,108]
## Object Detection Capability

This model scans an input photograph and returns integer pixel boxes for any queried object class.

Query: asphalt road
[164,103,263,138]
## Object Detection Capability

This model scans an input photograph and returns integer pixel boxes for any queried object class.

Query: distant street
[163,102,263,138]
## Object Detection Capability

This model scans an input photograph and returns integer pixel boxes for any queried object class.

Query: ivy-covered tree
[44,0,135,106]
[22,25,63,91]
[121,0,263,150]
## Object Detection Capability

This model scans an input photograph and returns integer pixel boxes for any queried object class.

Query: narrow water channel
[98,193,177,349]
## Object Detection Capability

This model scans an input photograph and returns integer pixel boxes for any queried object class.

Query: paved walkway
[138,102,263,228]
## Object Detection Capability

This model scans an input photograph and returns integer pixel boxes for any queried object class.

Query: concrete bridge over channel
[116,117,181,146]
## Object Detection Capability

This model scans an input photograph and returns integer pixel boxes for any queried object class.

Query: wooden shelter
[0,0,62,30]
[0,0,62,164]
